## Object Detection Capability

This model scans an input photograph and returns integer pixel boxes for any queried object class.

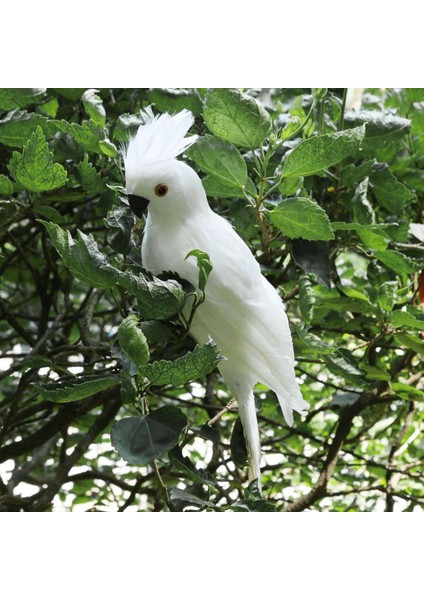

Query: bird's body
[124,109,308,487]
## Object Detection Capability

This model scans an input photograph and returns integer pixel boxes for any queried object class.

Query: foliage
[0,88,423,512]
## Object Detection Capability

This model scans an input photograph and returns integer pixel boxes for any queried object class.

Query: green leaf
[143,339,224,387]
[99,138,117,157]
[168,446,216,486]
[390,310,424,331]
[269,198,334,241]
[40,220,115,289]
[312,88,327,101]
[352,177,375,225]
[374,250,421,275]
[202,175,256,199]
[340,160,374,187]
[299,275,316,325]
[394,333,424,355]
[34,205,66,224]
[113,113,144,142]
[170,487,214,509]
[203,88,272,149]
[377,281,397,312]
[187,135,247,188]
[323,349,368,387]
[332,221,389,251]
[53,88,85,101]
[8,126,67,192]
[282,125,366,177]
[344,110,411,147]
[33,375,118,403]
[185,249,213,296]
[148,88,202,116]
[82,89,106,127]
[296,326,336,355]
[406,89,424,103]
[230,417,248,469]
[0,88,46,110]
[111,406,187,465]
[281,117,302,141]
[0,175,13,195]
[118,315,150,369]
[278,175,303,197]
[370,168,416,213]
[104,205,135,254]
[0,110,65,147]
[67,120,103,153]
[356,226,388,251]
[391,383,424,401]
[104,265,186,320]
[76,155,106,194]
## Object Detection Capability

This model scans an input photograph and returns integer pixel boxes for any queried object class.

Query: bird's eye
[155,184,168,197]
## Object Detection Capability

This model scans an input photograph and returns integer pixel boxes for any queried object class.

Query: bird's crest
[124,108,197,178]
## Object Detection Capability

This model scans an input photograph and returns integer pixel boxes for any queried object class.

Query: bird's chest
[141,219,202,287]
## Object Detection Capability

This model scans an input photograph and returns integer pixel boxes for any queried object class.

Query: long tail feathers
[236,392,262,492]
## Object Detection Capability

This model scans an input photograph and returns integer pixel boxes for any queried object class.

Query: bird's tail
[236,391,262,492]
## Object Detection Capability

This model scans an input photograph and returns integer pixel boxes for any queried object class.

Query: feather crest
[124,108,197,178]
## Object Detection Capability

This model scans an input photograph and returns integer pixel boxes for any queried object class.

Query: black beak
[128,194,149,218]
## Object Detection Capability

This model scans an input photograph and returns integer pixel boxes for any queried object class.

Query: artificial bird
[124,108,309,489]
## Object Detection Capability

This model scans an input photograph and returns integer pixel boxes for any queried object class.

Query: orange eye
[155,184,168,197]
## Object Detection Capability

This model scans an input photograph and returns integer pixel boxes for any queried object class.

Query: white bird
[124,108,309,489]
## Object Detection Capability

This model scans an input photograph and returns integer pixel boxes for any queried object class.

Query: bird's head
[123,109,208,220]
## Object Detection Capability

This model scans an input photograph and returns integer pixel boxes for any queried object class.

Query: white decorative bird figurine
[124,108,309,489]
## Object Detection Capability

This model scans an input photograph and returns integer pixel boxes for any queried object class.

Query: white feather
[124,110,309,489]
[124,108,197,191]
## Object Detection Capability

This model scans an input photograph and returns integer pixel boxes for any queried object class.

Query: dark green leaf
[76,155,106,194]
[187,135,247,188]
[185,249,213,296]
[0,88,46,110]
[111,406,187,465]
[204,88,272,149]
[0,110,65,147]
[143,339,224,387]
[113,113,144,142]
[323,349,368,387]
[370,168,416,213]
[82,89,106,127]
[390,310,424,331]
[118,314,150,369]
[298,275,316,325]
[148,88,202,116]
[104,205,135,254]
[377,281,397,312]
[33,375,118,403]
[202,175,256,199]
[352,177,375,225]
[282,125,366,177]
[296,326,336,355]
[168,446,216,486]
[170,487,214,508]
[269,198,334,241]
[0,175,13,195]
[40,220,115,289]
[8,126,67,192]
[344,110,411,147]
[104,265,186,320]
[230,417,248,469]
[374,250,421,275]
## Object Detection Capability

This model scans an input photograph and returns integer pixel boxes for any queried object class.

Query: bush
[0,88,423,512]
